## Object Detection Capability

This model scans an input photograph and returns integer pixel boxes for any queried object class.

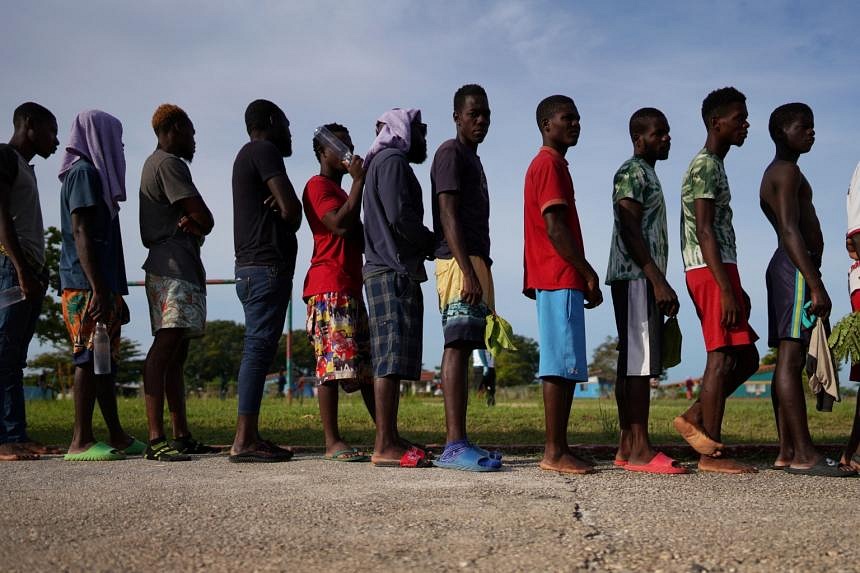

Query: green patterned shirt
[680,148,737,270]
[606,157,668,283]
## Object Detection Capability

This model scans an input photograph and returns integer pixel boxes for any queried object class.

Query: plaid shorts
[145,273,206,337]
[305,292,372,392]
[364,271,423,380]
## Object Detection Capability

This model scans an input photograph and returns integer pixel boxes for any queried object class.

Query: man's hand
[720,288,740,327]
[460,269,483,306]
[809,283,832,318]
[263,195,281,215]
[584,274,603,309]
[178,215,204,237]
[346,155,364,180]
[652,275,679,317]
[87,289,114,324]
[16,268,42,302]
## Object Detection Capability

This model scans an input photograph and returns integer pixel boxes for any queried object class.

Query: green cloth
[485,313,517,357]
[605,157,668,284]
[680,149,737,270]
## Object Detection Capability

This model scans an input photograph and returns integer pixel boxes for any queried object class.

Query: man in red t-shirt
[523,95,602,475]
[302,123,374,462]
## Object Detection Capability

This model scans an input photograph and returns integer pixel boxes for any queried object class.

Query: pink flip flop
[623,452,689,474]
[613,459,628,467]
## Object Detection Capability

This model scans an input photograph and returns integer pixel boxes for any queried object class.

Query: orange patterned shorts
[61,289,127,366]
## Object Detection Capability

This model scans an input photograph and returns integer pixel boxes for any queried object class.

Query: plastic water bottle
[93,322,111,375]
[313,126,353,164]
[0,286,24,309]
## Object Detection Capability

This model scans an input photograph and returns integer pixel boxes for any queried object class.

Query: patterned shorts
[305,292,372,392]
[145,273,206,337]
[61,289,126,367]
[364,271,423,380]
[435,256,494,347]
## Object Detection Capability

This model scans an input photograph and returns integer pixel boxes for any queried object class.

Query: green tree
[115,338,144,386]
[588,335,619,383]
[34,226,67,348]
[271,329,315,375]
[760,347,778,365]
[184,320,246,383]
[495,334,540,386]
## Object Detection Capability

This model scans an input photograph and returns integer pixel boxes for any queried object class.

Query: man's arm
[0,179,40,300]
[617,198,678,316]
[70,207,113,323]
[265,174,302,233]
[176,196,214,237]
[438,192,481,305]
[694,199,740,327]
[765,164,830,317]
[543,205,602,308]
[321,156,364,237]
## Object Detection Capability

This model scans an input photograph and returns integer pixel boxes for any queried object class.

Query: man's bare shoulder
[762,160,802,193]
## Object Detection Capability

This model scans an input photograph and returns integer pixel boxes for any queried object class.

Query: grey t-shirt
[362,148,434,281]
[139,148,205,287]
[0,144,45,269]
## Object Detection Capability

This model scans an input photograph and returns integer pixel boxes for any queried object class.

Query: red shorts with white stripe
[685,263,758,352]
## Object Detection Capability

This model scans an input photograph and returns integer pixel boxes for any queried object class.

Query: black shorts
[766,247,811,348]
[611,278,662,377]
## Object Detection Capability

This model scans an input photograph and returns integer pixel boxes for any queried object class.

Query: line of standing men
[0,87,858,473]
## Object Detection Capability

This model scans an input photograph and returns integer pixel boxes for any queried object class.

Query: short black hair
[454,84,487,112]
[536,95,576,129]
[13,102,55,128]
[768,102,813,142]
[629,107,667,139]
[701,87,746,125]
[313,123,348,161]
[244,99,285,134]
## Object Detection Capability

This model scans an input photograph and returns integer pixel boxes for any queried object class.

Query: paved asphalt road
[2,454,858,572]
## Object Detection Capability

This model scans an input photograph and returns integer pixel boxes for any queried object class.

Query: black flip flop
[785,458,857,478]
[228,450,292,463]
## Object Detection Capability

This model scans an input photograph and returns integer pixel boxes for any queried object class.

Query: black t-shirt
[430,138,491,263]
[232,140,297,272]
[0,144,20,186]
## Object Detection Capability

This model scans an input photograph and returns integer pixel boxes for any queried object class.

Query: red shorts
[685,263,758,352]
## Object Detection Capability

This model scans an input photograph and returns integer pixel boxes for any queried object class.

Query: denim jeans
[0,256,45,443]
[235,265,291,415]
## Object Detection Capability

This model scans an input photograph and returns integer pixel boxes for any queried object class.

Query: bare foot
[107,435,135,451]
[0,443,40,461]
[20,441,63,455]
[371,444,409,465]
[325,440,365,460]
[539,451,595,475]
[840,454,860,472]
[673,415,723,456]
[698,456,758,474]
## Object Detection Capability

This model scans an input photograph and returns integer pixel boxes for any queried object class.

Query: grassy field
[24,392,856,448]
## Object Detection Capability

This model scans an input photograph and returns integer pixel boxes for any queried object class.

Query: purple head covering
[58,110,127,219]
[364,108,421,168]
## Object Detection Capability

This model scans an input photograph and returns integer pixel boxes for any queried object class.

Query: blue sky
[3,1,860,380]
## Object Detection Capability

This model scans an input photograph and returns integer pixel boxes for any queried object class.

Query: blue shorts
[536,289,587,382]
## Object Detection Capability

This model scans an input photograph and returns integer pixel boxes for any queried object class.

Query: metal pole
[286,294,293,389]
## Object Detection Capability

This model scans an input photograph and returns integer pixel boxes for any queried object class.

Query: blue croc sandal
[434,441,502,472]
[472,442,503,461]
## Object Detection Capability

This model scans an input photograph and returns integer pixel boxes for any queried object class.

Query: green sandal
[64,442,126,462]
[121,438,147,456]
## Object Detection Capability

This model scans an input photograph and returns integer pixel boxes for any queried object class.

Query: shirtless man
[760,103,853,477]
